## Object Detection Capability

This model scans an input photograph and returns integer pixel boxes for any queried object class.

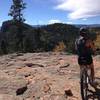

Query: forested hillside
[0,21,79,54]
[90,27,100,49]
[0,20,99,54]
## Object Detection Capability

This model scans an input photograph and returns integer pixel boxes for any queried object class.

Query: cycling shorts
[78,56,93,65]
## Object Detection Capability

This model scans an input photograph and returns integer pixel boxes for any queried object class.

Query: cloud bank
[48,19,61,24]
[55,0,100,19]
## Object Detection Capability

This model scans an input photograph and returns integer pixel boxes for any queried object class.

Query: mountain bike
[80,65,92,100]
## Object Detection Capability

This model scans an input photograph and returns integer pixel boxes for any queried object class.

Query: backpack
[75,36,92,57]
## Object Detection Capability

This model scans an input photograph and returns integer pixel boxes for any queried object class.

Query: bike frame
[80,65,92,100]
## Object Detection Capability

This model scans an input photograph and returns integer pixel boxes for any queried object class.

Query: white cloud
[48,19,61,24]
[66,21,73,24]
[55,0,100,19]
[82,18,87,21]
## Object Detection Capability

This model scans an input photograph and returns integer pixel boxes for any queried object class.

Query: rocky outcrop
[0,52,100,100]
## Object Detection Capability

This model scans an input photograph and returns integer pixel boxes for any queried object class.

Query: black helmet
[79,27,88,36]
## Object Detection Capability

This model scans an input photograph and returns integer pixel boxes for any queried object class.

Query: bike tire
[80,70,88,100]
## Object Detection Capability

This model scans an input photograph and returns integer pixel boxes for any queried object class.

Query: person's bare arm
[85,39,96,52]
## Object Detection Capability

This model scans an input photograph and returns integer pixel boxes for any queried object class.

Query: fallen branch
[25,63,45,67]
[60,64,70,69]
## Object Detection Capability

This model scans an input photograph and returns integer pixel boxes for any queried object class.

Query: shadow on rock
[87,77,100,100]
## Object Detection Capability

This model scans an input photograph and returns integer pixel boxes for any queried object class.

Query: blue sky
[0,0,100,26]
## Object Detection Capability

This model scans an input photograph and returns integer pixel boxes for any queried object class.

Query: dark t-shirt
[75,36,92,57]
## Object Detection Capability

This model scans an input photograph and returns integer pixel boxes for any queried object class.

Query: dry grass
[94,33,100,48]
[53,41,66,52]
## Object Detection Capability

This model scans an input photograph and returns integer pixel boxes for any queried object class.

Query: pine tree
[9,0,26,52]
[9,0,26,22]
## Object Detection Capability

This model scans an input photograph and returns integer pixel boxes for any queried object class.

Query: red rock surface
[0,52,99,100]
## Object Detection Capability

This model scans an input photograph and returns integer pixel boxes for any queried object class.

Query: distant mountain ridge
[74,24,100,28]
[31,23,100,29]
[1,23,100,29]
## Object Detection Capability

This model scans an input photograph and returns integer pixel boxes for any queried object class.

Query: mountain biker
[75,27,97,87]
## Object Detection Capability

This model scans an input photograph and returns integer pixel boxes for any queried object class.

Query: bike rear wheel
[80,70,88,100]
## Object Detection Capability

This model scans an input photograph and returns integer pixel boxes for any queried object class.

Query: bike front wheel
[80,70,88,100]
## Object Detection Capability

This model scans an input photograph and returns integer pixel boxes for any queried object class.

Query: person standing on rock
[75,27,97,87]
